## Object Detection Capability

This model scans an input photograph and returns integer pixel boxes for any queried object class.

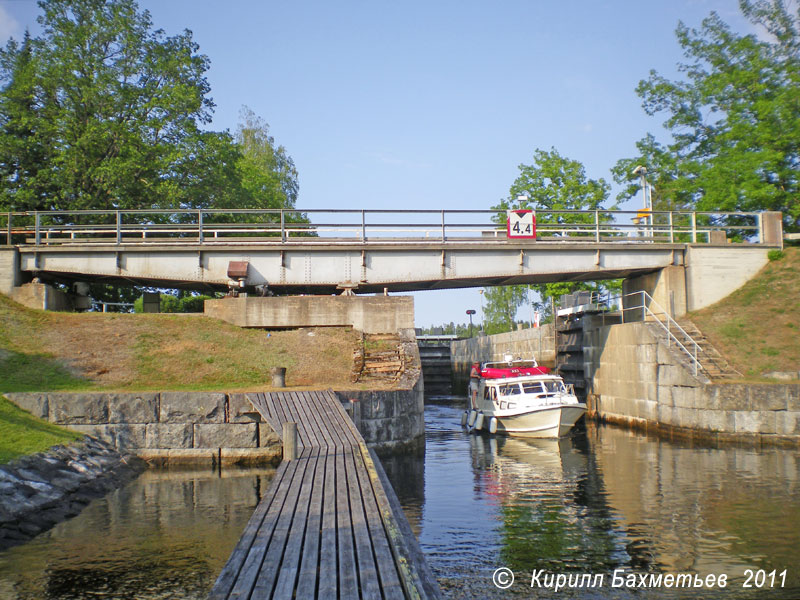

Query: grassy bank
[0,395,81,464]
[690,246,800,380]
[0,293,361,393]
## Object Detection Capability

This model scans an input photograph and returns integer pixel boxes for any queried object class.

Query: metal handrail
[0,208,765,247]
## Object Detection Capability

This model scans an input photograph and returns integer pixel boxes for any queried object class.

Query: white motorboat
[464,355,586,438]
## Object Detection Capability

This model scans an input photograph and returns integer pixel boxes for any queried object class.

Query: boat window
[499,384,521,396]
[521,382,544,394]
[543,380,565,394]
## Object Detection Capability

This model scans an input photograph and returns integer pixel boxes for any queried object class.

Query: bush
[767,249,786,261]
[133,293,213,313]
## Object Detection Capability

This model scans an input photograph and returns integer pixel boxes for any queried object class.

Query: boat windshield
[521,380,566,394]
[498,383,522,396]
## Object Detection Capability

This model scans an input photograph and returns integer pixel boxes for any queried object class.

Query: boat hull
[494,404,586,438]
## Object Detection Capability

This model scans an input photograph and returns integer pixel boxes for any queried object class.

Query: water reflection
[384,404,800,599]
[1,406,798,600]
[0,466,273,599]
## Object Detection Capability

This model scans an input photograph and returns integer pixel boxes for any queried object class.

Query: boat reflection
[469,433,628,574]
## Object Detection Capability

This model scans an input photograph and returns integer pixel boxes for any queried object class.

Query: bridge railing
[0,208,764,246]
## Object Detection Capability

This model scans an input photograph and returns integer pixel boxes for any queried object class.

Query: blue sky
[0,1,757,326]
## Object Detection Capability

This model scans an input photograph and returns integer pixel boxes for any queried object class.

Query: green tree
[613,0,800,233]
[235,106,298,210]
[486,148,619,322]
[482,285,528,335]
[0,0,231,212]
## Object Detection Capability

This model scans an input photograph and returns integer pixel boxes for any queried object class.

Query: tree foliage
[234,107,298,210]
[495,147,612,223]
[485,149,619,331]
[0,0,299,218]
[613,0,800,232]
[482,286,529,335]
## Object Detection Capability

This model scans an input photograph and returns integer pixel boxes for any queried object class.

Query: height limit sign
[507,210,536,239]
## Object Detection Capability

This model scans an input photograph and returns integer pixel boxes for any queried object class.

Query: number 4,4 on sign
[507,210,536,239]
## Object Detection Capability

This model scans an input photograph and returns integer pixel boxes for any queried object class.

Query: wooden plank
[268,446,322,599]
[317,451,338,600]
[291,391,320,449]
[301,390,335,450]
[345,447,383,599]
[295,443,328,599]
[336,448,359,598]
[248,447,315,599]
[226,454,309,599]
[315,391,352,451]
[306,390,341,450]
[364,444,443,600]
[207,460,291,600]
[261,392,285,439]
[351,447,406,600]
[323,390,362,447]
[278,392,309,448]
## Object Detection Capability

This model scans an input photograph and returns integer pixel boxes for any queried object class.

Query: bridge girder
[17,240,685,293]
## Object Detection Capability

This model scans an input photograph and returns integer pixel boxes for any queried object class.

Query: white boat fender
[488,417,498,434]
[467,410,477,428]
[460,410,468,427]
[474,412,485,431]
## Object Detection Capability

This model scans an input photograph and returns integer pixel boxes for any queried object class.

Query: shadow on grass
[0,350,92,393]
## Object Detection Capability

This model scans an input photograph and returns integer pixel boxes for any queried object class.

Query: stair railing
[602,291,702,377]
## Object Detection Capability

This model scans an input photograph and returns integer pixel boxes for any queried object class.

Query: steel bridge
[0,208,782,295]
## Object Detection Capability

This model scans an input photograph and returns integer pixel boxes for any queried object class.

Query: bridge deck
[208,390,440,600]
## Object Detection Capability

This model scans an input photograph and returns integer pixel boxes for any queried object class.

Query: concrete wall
[450,324,556,392]
[684,246,770,312]
[588,322,800,445]
[623,265,687,318]
[9,282,73,311]
[205,295,415,334]
[0,248,21,296]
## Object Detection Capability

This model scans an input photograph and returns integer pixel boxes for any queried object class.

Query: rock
[0,436,146,552]
[762,371,800,381]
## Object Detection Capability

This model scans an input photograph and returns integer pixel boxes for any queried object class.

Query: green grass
[0,396,81,464]
[691,246,800,380]
[0,350,92,393]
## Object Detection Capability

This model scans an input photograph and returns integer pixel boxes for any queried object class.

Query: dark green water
[384,404,800,599]
[0,406,798,599]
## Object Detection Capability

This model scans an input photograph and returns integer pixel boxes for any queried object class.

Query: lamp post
[633,165,652,237]
[466,309,476,337]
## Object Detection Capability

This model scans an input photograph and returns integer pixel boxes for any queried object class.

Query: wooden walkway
[208,390,441,600]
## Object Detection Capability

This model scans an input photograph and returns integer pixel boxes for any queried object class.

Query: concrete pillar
[622,265,687,320]
[759,211,783,248]
[0,247,22,296]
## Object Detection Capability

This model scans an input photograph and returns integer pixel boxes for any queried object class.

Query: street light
[633,165,652,237]
[466,309,476,337]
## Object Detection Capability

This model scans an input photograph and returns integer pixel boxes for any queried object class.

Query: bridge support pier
[0,247,22,297]
[623,265,687,320]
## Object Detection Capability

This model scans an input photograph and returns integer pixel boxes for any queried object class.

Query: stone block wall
[336,375,426,455]
[588,322,800,445]
[5,391,282,466]
[5,384,427,462]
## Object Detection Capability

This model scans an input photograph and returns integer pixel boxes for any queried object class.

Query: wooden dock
[208,390,441,600]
